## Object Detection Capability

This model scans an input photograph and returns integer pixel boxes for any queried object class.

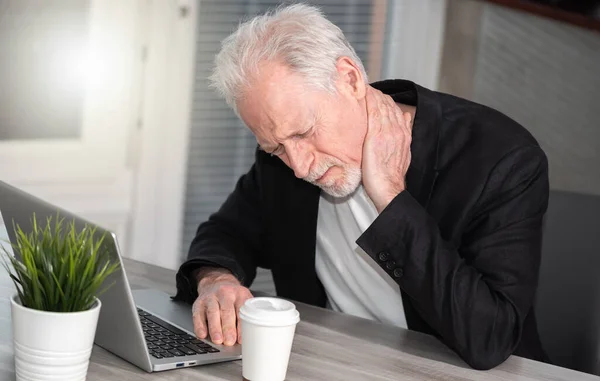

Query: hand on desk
[192,267,253,346]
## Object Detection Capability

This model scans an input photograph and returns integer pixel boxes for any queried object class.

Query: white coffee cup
[239,297,300,381]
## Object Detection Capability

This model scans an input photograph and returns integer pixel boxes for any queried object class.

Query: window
[0,0,90,141]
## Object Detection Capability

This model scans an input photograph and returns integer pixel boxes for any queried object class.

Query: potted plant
[1,214,120,381]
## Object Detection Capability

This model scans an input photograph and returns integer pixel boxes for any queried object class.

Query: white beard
[302,158,362,198]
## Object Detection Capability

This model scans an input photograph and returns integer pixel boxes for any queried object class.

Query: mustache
[303,158,344,182]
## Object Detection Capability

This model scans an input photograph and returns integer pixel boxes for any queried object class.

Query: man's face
[237,59,368,198]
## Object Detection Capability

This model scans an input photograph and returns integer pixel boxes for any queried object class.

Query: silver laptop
[0,181,242,372]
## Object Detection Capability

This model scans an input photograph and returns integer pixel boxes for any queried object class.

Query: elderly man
[173,4,549,370]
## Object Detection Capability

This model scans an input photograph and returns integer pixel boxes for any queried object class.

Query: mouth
[314,167,332,183]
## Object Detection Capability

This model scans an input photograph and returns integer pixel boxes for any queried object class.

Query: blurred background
[0,0,599,372]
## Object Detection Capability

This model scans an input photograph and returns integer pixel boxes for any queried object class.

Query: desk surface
[0,258,598,380]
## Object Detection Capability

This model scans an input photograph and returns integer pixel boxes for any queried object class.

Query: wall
[440,0,600,196]
[474,4,600,195]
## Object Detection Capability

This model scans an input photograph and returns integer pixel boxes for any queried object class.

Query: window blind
[182,0,385,293]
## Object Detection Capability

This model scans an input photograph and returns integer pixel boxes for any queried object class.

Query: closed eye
[294,127,313,139]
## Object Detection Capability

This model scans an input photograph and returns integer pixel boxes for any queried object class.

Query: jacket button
[378,251,390,262]
[385,260,396,270]
[393,268,403,278]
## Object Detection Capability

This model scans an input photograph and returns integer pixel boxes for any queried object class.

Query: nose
[284,143,311,179]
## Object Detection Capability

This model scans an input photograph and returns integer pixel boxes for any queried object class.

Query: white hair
[209,3,368,112]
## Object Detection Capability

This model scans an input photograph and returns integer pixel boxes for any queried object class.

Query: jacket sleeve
[173,150,265,304]
[356,145,549,370]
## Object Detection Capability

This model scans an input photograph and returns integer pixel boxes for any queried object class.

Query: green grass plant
[1,214,120,312]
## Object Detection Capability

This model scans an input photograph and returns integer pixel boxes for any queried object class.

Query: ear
[335,56,366,101]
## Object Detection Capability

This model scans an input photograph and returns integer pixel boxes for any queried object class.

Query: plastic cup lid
[239,297,300,327]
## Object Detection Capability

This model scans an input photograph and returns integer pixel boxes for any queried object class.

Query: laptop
[0,181,242,372]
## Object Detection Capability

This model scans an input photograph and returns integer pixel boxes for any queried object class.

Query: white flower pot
[10,294,102,381]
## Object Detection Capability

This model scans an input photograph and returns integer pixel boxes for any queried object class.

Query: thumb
[365,85,378,116]
[404,112,413,131]
[364,92,378,139]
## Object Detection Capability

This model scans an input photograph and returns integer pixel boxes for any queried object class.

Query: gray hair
[209,3,368,112]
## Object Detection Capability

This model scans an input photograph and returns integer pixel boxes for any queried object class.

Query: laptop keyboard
[137,308,221,359]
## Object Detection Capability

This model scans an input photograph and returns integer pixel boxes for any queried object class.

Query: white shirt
[315,185,407,328]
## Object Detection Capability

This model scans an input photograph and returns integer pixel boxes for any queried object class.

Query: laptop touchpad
[132,288,195,334]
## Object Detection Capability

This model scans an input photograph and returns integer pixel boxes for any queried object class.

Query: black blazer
[174,80,549,370]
